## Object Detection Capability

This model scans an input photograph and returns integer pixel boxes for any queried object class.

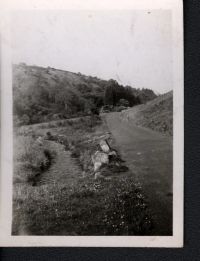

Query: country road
[104,111,173,235]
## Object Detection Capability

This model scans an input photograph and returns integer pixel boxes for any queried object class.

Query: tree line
[13,64,156,126]
[104,79,140,107]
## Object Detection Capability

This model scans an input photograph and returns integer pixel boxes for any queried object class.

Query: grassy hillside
[126,91,173,135]
[13,63,157,125]
[13,63,107,125]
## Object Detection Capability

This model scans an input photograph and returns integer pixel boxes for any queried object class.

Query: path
[37,141,81,186]
[105,111,173,235]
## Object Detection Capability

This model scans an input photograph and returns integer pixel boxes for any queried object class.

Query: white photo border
[0,0,183,247]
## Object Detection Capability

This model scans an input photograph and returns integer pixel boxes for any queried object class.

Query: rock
[108,150,118,161]
[92,151,109,165]
[99,140,110,153]
[94,172,105,180]
[94,162,102,172]
[114,162,120,167]
[108,150,117,156]
[36,136,43,146]
[92,151,109,172]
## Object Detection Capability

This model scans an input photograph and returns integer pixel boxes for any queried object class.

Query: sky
[12,10,172,94]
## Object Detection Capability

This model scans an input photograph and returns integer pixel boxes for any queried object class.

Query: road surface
[105,112,173,235]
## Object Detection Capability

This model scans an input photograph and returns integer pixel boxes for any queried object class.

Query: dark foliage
[104,79,142,107]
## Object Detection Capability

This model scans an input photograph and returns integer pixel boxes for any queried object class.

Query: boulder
[94,162,102,172]
[92,151,109,172]
[99,140,110,153]
[92,151,109,164]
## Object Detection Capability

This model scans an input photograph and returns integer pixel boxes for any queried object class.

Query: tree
[104,79,119,106]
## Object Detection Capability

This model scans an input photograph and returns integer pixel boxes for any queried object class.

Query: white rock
[92,151,109,164]
[92,151,109,172]
[99,140,110,153]
[108,150,117,157]
[94,162,102,172]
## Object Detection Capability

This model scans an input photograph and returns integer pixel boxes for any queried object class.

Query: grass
[126,91,173,136]
[12,115,154,235]
[13,135,56,184]
[12,176,153,235]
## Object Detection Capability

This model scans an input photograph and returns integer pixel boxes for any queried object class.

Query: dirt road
[105,112,173,235]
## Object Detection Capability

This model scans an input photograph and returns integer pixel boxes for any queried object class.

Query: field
[12,115,153,235]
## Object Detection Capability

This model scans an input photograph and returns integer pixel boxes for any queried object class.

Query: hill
[13,63,157,125]
[125,91,173,135]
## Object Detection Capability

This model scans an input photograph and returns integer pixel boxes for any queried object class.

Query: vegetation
[104,79,140,107]
[13,135,56,184]
[12,177,153,235]
[13,63,156,125]
[124,91,173,135]
[12,115,154,235]
[12,64,158,235]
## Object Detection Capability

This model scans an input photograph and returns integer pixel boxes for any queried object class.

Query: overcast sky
[12,10,172,94]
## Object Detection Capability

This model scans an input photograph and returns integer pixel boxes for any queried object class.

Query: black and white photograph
[0,0,183,247]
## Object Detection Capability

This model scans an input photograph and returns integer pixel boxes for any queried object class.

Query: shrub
[21,114,30,125]
[14,135,56,183]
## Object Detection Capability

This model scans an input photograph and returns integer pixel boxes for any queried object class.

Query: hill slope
[125,91,173,135]
[13,63,157,125]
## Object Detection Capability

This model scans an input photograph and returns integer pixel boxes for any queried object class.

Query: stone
[92,151,109,164]
[99,140,110,153]
[36,136,43,146]
[94,162,102,172]
[108,150,117,156]
[94,172,105,180]
[92,151,109,172]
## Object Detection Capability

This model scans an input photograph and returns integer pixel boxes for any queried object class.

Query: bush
[21,114,30,125]
[14,136,56,183]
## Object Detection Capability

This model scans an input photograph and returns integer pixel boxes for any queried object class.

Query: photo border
[0,0,183,247]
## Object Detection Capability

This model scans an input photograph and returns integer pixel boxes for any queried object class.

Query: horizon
[12,10,173,94]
